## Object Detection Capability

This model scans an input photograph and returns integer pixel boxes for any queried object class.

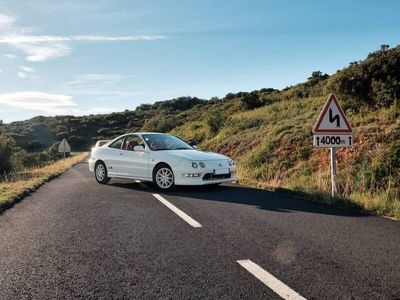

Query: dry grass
[0,153,88,210]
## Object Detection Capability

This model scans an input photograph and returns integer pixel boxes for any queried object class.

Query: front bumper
[174,166,237,185]
[88,156,95,172]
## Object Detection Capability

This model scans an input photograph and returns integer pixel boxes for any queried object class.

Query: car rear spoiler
[95,140,110,147]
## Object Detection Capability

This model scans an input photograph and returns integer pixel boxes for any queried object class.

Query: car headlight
[191,162,199,168]
[199,162,205,168]
[228,159,235,166]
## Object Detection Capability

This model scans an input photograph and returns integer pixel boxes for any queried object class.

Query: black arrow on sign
[329,108,340,128]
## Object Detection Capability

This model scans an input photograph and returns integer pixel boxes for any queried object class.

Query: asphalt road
[1,161,400,299]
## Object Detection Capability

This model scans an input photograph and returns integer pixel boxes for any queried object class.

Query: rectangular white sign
[313,134,353,148]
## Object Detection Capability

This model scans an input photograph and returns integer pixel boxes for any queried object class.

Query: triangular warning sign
[313,94,352,133]
[58,138,71,153]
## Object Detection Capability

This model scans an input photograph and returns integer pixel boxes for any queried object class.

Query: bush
[142,115,178,132]
[374,145,400,191]
[68,136,87,150]
[26,140,43,152]
[387,99,400,121]
[0,135,15,174]
[11,150,29,170]
[240,93,261,110]
[206,111,226,135]
[326,45,400,109]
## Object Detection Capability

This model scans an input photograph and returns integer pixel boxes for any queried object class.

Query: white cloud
[0,35,165,43]
[11,41,71,62]
[0,91,76,113]
[0,12,166,62]
[0,13,15,28]
[17,66,34,78]
[19,66,34,72]
[66,73,124,86]
[17,71,27,78]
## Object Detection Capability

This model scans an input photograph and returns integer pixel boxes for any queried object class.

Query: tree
[380,44,390,51]
[307,71,329,85]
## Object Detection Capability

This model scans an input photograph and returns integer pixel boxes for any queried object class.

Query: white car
[89,132,237,190]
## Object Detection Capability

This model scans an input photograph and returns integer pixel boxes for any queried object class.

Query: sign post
[313,94,352,197]
[330,148,337,197]
[58,138,71,158]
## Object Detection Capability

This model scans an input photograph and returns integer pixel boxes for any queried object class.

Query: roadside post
[58,138,71,158]
[313,94,353,197]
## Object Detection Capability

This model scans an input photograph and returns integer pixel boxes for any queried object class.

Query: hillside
[1,45,399,218]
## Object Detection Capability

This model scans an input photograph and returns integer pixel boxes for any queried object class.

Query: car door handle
[119,152,123,156]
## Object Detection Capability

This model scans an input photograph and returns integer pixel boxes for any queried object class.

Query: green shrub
[326,45,400,109]
[0,135,15,174]
[26,140,43,152]
[206,111,226,135]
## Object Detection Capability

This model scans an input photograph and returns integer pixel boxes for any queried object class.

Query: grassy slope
[172,96,400,219]
[0,153,87,211]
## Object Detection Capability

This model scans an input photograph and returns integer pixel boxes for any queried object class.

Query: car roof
[135,132,165,135]
[114,132,167,139]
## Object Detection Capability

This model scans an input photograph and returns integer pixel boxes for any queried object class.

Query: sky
[0,0,399,123]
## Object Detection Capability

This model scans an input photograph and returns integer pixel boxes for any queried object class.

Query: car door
[103,136,125,176]
[118,134,149,179]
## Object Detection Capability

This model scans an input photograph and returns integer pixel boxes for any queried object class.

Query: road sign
[58,138,71,157]
[313,93,352,133]
[313,134,353,148]
[313,94,353,197]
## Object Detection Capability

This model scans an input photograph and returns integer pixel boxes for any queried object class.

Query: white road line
[134,180,147,188]
[152,194,202,228]
[237,259,306,300]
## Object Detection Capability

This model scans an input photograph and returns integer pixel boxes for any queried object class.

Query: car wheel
[95,161,111,184]
[153,164,175,191]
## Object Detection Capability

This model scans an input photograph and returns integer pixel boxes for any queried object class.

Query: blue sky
[0,0,399,123]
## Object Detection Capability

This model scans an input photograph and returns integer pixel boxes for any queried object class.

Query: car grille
[203,173,231,181]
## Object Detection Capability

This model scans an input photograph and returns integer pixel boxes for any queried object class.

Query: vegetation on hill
[0,44,399,218]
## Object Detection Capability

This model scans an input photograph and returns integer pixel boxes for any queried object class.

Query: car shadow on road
[110,181,367,218]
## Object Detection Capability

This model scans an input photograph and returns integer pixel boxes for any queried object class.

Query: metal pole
[330,147,337,197]
[63,151,65,159]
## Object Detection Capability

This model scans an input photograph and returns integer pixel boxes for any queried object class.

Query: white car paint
[89,132,237,187]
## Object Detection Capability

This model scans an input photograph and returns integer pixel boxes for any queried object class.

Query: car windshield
[142,134,193,151]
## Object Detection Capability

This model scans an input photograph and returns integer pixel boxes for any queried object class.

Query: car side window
[122,135,144,151]
[108,137,124,149]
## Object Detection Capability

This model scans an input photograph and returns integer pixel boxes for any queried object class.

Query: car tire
[95,161,111,184]
[153,164,175,191]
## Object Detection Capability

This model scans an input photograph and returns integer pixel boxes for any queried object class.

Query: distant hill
[1,44,399,218]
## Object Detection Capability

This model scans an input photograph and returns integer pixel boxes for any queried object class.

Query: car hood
[159,150,228,161]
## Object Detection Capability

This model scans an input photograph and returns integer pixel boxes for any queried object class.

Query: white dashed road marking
[152,194,202,228]
[237,259,306,300]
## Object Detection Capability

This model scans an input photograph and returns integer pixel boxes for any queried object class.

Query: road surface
[0,160,399,299]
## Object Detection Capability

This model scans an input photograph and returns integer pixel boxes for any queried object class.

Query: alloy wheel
[96,164,106,181]
[155,167,174,189]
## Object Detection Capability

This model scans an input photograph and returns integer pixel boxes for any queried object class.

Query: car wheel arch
[95,159,106,168]
[152,162,173,178]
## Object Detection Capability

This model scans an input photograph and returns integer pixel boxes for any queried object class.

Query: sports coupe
[89,132,237,190]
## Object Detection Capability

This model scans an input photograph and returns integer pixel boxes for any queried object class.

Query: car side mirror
[192,145,198,149]
[134,145,145,152]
